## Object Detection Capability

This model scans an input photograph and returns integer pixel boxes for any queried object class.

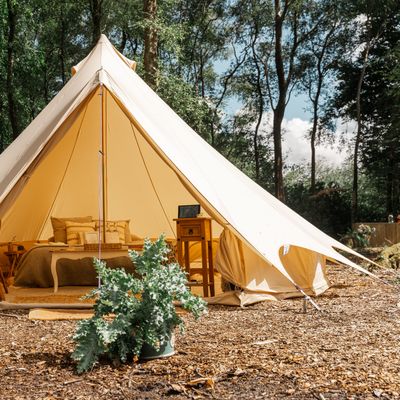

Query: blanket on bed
[14,244,135,288]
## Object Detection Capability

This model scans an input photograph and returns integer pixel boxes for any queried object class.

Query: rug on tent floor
[1,286,95,309]
[1,274,222,309]
[29,308,94,320]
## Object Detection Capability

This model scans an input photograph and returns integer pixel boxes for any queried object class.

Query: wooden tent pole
[101,84,108,243]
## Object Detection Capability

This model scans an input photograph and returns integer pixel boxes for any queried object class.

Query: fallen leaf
[187,377,215,389]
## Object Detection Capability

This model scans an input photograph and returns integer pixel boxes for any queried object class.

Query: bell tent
[0,35,370,305]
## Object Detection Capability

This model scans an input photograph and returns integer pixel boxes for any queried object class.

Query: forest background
[0,0,399,238]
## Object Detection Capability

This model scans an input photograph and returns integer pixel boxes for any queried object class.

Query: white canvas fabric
[0,35,374,304]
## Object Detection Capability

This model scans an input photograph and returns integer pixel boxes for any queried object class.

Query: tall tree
[143,0,158,88]
[332,0,400,219]
[0,0,7,151]
[332,0,399,222]
[89,0,103,45]
[267,0,322,201]
[300,2,340,192]
[6,0,18,139]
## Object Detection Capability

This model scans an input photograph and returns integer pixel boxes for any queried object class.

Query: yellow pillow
[51,216,92,243]
[65,221,96,245]
[95,220,131,244]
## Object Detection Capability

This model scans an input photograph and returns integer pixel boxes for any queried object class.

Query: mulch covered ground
[0,263,399,400]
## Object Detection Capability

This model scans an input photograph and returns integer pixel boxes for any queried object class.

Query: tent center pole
[100,84,108,243]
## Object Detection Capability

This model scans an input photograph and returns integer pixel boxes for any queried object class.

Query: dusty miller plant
[72,235,207,373]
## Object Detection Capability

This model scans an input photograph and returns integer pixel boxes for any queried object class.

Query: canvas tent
[0,35,372,305]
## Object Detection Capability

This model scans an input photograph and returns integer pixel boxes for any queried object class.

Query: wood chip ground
[1,263,399,399]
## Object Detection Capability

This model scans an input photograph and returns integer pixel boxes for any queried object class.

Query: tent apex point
[99,34,110,43]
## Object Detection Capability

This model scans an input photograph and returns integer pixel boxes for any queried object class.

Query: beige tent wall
[0,91,100,241]
[106,90,225,238]
[0,86,221,242]
[105,91,200,238]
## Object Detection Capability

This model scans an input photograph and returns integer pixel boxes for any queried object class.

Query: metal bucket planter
[140,333,175,360]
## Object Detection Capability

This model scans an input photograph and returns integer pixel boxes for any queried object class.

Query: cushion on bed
[131,233,142,241]
[65,221,96,245]
[51,216,93,243]
[95,220,131,243]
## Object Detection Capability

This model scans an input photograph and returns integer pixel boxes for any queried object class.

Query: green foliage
[377,243,400,269]
[72,235,207,373]
[330,1,400,217]
[286,179,351,238]
[285,162,393,237]
[341,224,375,248]
[156,74,214,141]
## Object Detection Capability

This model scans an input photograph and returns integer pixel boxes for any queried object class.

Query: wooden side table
[5,248,26,278]
[174,218,215,297]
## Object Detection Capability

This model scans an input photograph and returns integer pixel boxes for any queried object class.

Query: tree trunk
[253,101,263,183]
[310,105,318,192]
[251,33,263,183]
[143,0,158,89]
[386,151,394,216]
[309,33,329,193]
[273,103,285,201]
[59,4,66,85]
[199,53,205,98]
[352,40,372,224]
[119,30,128,53]
[6,0,18,140]
[90,0,102,45]
[272,0,286,201]
[393,167,400,217]
[0,101,4,152]
[43,57,49,104]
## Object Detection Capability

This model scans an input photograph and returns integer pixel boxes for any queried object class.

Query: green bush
[286,181,351,238]
[340,224,376,248]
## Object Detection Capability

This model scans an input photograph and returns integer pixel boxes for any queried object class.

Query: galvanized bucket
[140,334,175,360]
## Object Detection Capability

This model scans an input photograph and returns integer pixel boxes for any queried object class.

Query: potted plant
[72,235,207,373]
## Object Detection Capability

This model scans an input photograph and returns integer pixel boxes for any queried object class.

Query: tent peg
[302,296,307,313]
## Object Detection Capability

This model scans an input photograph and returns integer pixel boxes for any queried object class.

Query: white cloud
[260,112,353,166]
[282,117,312,165]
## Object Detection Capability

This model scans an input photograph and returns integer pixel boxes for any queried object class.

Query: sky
[280,115,350,167]
[215,45,353,168]
[284,93,355,167]
[227,92,351,168]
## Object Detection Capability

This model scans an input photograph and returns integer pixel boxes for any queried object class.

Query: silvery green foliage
[72,235,207,373]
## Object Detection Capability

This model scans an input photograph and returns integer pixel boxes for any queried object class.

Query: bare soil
[1,264,399,400]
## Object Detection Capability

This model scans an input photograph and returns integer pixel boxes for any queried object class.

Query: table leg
[201,239,209,297]
[207,240,215,297]
[8,255,17,279]
[184,242,190,276]
[50,255,60,293]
